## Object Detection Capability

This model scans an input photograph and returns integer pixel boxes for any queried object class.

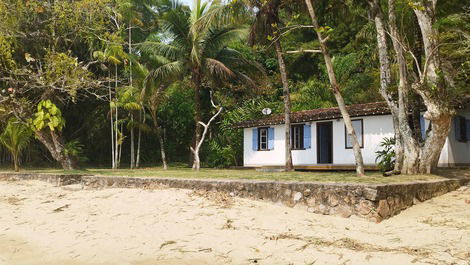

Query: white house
[234,102,470,169]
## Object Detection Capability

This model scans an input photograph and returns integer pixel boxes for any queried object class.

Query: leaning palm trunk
[305,0,365,176]
[273,39,294,171]
[129,22,136,169]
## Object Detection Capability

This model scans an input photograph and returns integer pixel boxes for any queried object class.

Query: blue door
[317,122,333,164]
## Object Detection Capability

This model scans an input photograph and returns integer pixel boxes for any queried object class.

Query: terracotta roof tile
[233,102,391,128]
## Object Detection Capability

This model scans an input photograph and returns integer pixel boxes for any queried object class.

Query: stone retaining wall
[1,173,467,222]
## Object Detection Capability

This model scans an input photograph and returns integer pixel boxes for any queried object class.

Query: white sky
[181,0,193,8]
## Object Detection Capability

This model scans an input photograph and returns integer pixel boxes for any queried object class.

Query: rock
[303,189,312,197]
[327,194,339,207]
[307,207,315,213]
[358,200,372,215]
[306,197,316,206]
[362,188,378,201]
[336,205,352,218]
[293,192,303,202]
[284,189,292,197]
[317,204,327,215]
[376,199,390,218]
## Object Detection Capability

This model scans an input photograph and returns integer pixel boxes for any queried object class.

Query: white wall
[331,115,395,165]
[440,105,470,166]
[244,114,395,167]
[243,109,470,167]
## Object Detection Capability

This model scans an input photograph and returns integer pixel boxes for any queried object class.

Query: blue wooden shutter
[252,128,258,151]
[420,115,426,139]
[303,124,311,149]
[467,120,470,141]
[455,116,463,141]
[268,127,275,150]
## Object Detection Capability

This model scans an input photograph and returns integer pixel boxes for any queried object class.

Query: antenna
[262,108,272,115]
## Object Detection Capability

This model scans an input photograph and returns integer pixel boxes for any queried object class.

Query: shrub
[375,137,396,173]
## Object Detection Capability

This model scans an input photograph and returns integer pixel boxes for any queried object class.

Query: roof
[233,102,391,128]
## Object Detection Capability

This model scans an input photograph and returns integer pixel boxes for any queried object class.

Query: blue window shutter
[420,115,426,139]
[466,120,470,141]
[303,124,311,149]
[455,116,462,141]
[268,127,275,150]
[252,128,258,151]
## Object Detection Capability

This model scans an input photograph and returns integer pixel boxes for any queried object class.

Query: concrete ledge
[1,173,468,222]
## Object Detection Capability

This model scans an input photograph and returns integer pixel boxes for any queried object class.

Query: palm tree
[0,119,33,172]
[141,0,264,169]
[245,0,294,171]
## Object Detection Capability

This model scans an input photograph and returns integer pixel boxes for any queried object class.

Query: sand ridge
[0,180,468,265]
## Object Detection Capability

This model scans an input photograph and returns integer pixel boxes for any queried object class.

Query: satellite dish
[262,108,272,115]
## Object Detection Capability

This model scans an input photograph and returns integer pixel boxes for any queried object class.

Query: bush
[375,137,396,173]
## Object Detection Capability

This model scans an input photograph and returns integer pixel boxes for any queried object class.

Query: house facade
[235,102,470,169]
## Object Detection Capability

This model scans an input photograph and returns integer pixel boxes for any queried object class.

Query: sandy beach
[0,180,468,265]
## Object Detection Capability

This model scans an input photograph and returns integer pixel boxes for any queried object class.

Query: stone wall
[1,173,467,222]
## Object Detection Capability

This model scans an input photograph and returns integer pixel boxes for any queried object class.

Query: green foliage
[0,118,33,170]
[31,100,66,132]
[375,137,396,173]
[205,139,237,168]
[65,140,88,162]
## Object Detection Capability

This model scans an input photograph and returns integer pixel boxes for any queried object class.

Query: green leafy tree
[141,0,263,169]
[0,119,33,172]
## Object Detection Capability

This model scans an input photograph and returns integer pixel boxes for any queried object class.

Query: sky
[181,0,193,8]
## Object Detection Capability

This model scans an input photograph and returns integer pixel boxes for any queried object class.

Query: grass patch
[1,167,449,184]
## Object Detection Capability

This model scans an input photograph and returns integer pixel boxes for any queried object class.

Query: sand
[0,180,468,265]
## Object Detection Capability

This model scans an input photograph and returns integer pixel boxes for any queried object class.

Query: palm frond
[146,60,185,86]
[140,41,185,61]
[202,25,248,58]
[204,58,235,79]
[192,0,249,35]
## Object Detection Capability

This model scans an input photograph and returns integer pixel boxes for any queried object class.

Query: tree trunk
[149,85,168,170]
[114,64,119,168]
[13,153,19,172]
[192,68,202,166]
[191,93,223,171]
[136,108,143,168]
[388,0,422,174]
[305,0,365,176]
[369,0,404,174]
[130,112,135,169]
[35,130,76,170]
[273,39,294,171]
[157,127,168,170]
[109,71,115,169]
[129,22,135,169]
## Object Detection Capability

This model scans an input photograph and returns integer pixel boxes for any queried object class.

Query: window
[345,119,364,149]
[258,127,269,150]
[455,116,467,142]
[291,124,304,150]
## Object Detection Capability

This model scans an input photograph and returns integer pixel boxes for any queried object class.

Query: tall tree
[368,0,467,174]
[142,0,263,169]
[245,0,294,171]
[304,0,366,176]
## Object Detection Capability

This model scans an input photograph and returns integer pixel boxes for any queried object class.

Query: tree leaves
[32,100,65,132]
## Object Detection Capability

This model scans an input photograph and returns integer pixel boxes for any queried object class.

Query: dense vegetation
[0,0,468,172]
